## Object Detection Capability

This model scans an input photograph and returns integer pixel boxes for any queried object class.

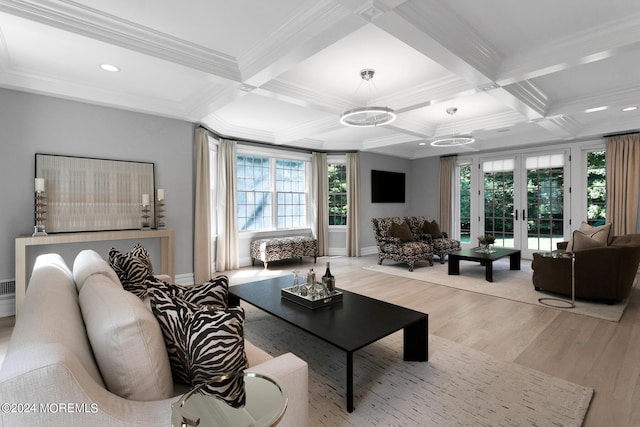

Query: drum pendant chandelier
[340,69,396,127]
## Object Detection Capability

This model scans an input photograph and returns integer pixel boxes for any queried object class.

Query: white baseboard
[360,246,377,256]
[0,294,15,318]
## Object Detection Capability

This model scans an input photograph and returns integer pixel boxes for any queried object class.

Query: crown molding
[274,116,341,144]
[497,14,640,85]
[433,110,525,137]
[360,132,420,150]
[0,0,241,81]
[378,75,474,113]
[0,63,191,120]
[258,78,351,114]
[201,114,276,143]
[547,84,640,117]
[496,80,550,117]
[536,115,581,139]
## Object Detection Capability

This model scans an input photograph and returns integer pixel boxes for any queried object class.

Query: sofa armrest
[0,343,175,427]
[247,352,308,427]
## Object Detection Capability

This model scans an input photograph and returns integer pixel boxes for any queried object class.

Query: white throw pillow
[79,274,173,401]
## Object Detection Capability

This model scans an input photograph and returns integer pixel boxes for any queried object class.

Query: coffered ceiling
[1,0,639,158]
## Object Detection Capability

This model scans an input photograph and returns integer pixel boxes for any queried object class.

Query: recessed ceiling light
[584,106,608,113]
[418,142,427,146]
[622,106,638,112]
[100,64,120,72]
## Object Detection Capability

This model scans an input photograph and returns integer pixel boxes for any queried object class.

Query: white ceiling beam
[497,14,640,85]
[238,0,366,87]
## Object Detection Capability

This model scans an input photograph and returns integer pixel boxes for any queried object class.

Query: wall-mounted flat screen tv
[371,169,405,203]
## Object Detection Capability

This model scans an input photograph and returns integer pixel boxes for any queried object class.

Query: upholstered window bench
[250,236,318,268]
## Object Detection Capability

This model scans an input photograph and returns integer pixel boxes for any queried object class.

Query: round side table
[172,372,288,427]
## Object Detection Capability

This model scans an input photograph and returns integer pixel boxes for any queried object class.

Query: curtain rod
[198,125,358,155]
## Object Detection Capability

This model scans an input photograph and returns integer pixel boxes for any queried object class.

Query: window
[236,152,308,232]
[328,163,347,225]
[586,150,606,225]
[276,159,306,228]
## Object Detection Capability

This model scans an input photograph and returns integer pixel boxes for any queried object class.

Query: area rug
[363,259,634,322]
[243,306,593,426]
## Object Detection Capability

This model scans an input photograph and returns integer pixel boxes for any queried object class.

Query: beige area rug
[243,306,593,426]
[363,258,634,322]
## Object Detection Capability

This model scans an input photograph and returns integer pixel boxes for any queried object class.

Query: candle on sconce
[157,189,165,201]
[142,193,150,206]
[35,178,45,192]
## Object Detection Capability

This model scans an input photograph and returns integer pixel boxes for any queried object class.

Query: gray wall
[409,156,440,219]
[0,88,195,281]
[358,152,413,250]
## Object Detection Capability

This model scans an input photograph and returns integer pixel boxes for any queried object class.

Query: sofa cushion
[73,249,121,292]
[79,274,173,401]
[148,286,248,408]
[108,244,154,297]
[423,219,443,238]
[391,221,413,242]
[145,275,229,310]
[571,229,606,251]
[566,222,611,252]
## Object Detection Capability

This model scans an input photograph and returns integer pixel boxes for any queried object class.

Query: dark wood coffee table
[229,275,428,413]
[448,247,521,282]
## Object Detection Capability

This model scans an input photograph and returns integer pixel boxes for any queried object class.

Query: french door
[478,151,569,259]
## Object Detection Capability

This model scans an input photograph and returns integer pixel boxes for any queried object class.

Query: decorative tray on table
[281,285,343,309]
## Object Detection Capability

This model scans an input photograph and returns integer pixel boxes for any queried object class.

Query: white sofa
[0,251,308,426]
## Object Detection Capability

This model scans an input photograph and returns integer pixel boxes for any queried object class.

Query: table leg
[510,251,521,270]
[404,316,428,361]
[448,256,460,275]
[485,261,494,282]
[346,351,354,412]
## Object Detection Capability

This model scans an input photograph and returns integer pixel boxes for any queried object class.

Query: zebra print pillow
[145,275,229,309]
[108,244,154,297]
[148,286,248,407]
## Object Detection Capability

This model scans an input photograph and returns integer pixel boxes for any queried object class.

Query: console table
[15,229,174,316]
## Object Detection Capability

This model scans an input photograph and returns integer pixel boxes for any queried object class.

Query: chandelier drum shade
[340,69,396,127]
[431,107,475,147]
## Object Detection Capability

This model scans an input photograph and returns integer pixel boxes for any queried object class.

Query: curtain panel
[346,153,360,256]
[216,139,239,271]
[312,152,329,256]
[194,128,212,283]
[438,156,456,235]
[605,133,640,235]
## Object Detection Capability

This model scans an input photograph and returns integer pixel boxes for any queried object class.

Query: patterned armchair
[405,216,461,264]
[371,217,434,271]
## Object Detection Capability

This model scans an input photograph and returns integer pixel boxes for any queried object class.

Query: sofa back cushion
[5,254,105,387]
[73,249,121,292]
[79,274,173,401]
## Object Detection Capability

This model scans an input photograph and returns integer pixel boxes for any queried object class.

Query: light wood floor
[2,254,638,426]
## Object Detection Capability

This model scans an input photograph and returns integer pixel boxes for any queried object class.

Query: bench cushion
[250,236,317,263]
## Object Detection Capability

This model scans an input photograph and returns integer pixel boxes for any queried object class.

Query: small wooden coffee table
[448,247,521,282]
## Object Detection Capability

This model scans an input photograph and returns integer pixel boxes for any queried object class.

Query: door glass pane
[459,164,471,243]
[526,155,564,251]
[586,150,606,225]
[483,161,514,248]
